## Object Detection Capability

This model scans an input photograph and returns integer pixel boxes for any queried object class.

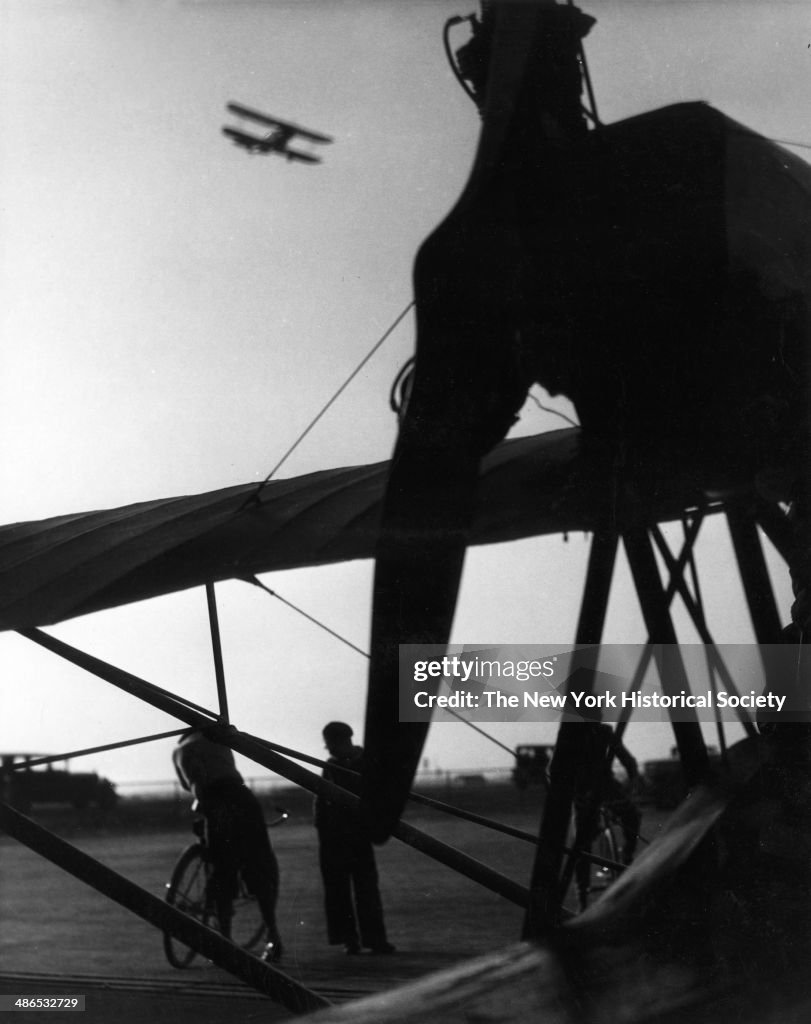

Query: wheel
[164,844,211,968]
[562,811,622,914]
[588,822,621,898]
[229,874,266,953]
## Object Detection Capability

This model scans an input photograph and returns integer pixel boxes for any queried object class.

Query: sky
[1,0,809,795]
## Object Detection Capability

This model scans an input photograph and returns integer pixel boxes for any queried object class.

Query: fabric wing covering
[0,427,719,631]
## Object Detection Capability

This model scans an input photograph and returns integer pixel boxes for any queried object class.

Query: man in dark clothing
[173,727,283,962]
[314,722,395,955]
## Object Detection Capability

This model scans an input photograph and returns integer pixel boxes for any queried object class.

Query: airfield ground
[0,784,665,1022]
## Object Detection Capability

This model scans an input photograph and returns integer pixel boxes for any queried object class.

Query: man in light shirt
[173,727,283,962]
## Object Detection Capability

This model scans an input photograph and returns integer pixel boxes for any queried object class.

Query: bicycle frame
[163,805,287,968]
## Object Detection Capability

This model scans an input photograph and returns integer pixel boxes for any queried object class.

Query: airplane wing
[285,149,321,164]
[0,427,730,632]
[226,102,332,144]
[222,126,266,150]
[286,126,332,144]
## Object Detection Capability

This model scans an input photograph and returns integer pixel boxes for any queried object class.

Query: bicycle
[578,803,625,907]
[163,805,288,969]
[561,799,637,914]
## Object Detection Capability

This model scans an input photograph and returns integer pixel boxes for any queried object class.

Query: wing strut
[0,802,328,1014]
[206,582,230,723]
[17,627,530,906]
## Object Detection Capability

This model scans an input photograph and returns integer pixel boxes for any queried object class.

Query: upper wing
[0,427,718,631]
[226,102,332,144]
[284,125,332,145]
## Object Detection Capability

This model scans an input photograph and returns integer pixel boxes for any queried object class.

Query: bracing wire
[245,575,370,659]
[729,125,811,154]
[769,137,811,151]
[243,730,541,845]
[440,704,520,759]
[439,675,521,758]
[242,300,415,509]
[4,729,190,773]
[244,575,522,761]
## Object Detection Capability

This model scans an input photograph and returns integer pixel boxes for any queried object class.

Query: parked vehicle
[1,754,118,814]
[512,745,553,790]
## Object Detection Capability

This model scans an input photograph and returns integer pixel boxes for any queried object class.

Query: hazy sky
[1,0,808,792]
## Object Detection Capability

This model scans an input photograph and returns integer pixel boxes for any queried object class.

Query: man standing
[314,722,395,955]
[173,727,283,962]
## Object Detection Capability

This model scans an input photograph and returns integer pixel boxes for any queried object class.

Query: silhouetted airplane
[222,103,332,163]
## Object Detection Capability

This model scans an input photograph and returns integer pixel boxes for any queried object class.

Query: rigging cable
[441,705,520,760]
[243,731,541,845]
[769,137,811,151]
[243,731,643,858]
[4,729,190,773]
[730,125,811,153]
[244,575,522,762]
[241,299,415,509]
[245,575,369,659]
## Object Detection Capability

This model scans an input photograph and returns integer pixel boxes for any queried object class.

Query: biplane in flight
[222,102,332,163]
[4,2,811,1022]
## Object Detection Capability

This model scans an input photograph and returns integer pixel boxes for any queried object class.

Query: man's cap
[322,721,353,740]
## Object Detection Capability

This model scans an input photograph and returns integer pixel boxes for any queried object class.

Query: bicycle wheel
[589,822,620,898]
[163,843,212,968]
[562,810,623,913]
[229,874,266,953]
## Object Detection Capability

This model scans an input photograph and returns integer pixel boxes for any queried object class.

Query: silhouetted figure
[314,722,395,955]
[173,727,283,962]
[572,723,641,910]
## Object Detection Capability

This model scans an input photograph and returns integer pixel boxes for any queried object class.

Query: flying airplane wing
[285,150,321,164]
[226,102,332,144]
[0,427,733,632]
[222,126,266,150]
[284,125,332,144]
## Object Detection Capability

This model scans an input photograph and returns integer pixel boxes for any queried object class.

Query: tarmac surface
[1,788,554,1022]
